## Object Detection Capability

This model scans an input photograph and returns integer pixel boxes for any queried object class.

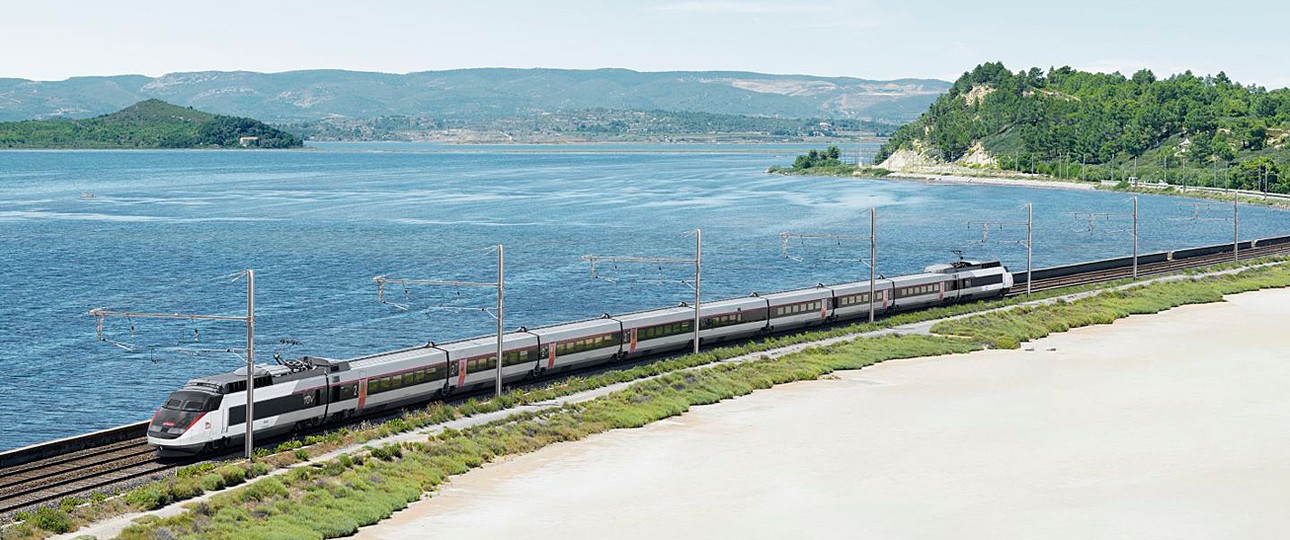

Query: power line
[373,245,506,397]
[967,203,1033,295]
[778,208,878,323]
[89,269,259,460]
[581,229,702,354]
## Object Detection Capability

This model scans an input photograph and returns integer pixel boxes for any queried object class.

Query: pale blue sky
[4,0,1286,87]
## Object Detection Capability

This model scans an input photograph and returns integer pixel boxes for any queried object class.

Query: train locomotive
[148,259,1012,455]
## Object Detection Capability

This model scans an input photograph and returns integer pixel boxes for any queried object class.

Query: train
[147,259,1013,455]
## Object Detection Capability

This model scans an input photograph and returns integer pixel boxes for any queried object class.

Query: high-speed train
[147,260,1012,455]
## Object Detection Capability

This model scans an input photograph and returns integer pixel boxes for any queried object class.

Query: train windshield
[149,391,221,439]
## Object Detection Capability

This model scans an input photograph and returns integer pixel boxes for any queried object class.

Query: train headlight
[204,422,211,430]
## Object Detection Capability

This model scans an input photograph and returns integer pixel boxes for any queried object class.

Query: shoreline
[888,170,1096,191]
[355,286,1290,539]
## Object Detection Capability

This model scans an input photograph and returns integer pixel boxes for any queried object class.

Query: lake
[0,142,1285,450]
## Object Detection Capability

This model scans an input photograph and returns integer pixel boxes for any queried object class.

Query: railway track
[1017,243,1290,296]
[0,438,181,515]
[4,240,1289,519]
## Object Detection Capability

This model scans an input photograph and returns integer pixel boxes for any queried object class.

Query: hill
[0,68,948,124]
[0,99,303,148]
[287,109,895,143]
[876,62,1290,192]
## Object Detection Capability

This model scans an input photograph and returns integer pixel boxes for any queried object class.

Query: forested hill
[0,100,302,148]
[876,62,1290,191]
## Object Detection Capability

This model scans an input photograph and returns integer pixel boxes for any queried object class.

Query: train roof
[436,332,539,355]
[924,260,1002,274]
[346,343,447,370]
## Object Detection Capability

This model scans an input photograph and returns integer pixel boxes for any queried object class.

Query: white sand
[891,171,1097,191]
[357,289,1290,540]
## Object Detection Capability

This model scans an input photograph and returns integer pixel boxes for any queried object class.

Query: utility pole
[1028,203,1033,295]
[870,207,876,323]
[245,270,254,459]
[90,269,258,459]
[1071,200,1138,279]
[967,203,1033,295]
[693,229,701,354]
[373,245,506,397]
[778,208,878,323]
[496,246,504,397]
[582,229,703,354]
[1132,197,1139,279]
[1231,180,1240,263]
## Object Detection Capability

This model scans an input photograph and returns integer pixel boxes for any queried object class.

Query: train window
[468,356,498,373]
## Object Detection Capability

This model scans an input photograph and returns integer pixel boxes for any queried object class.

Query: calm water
[1,143,1286,450]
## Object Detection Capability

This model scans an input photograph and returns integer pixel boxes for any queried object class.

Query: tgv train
[148,260,1012,455]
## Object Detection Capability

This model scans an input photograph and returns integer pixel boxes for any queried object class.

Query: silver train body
[148,260,1012,455]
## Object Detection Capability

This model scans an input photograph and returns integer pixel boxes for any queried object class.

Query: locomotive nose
[147,390,221,439]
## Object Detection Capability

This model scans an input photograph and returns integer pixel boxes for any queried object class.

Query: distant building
[238,136,260,147]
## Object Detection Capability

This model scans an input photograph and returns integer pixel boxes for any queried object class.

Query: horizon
[11,64,1285,92]
[3,0,1286,88]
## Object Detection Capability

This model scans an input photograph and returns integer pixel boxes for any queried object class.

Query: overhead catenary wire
[88,269,259,460]
[777,207,878,322]
[967,203,1033,295]
[580,229,703,354]
[372,245,506,398]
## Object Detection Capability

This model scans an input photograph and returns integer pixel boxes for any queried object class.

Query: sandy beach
[890,171,1098,191]
[357,288,1290,540]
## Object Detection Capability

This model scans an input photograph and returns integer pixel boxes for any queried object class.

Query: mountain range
[0,68,949,124]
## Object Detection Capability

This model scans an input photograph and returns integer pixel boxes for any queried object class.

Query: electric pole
[968,203,1033,295]
[373,245,506,397]
[582,229,703,354]
[778,208,878,323]
[89,269,258,459]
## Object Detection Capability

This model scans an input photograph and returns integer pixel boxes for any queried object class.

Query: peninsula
[0,99,302,149]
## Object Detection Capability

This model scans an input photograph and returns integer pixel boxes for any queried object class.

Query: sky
[3,0,1287,88]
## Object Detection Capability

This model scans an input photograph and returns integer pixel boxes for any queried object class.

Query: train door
[457,359,468,386]
[628,329,638,353]
[357,379,368,413]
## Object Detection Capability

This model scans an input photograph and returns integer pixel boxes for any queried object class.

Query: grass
[5,257,1286,539]
[932,262,1290,349]
[102,261,1290,540]
[111,334,977,540]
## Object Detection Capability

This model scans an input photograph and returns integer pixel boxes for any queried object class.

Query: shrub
[294,448,311,461]
[124,486,169,510]
[58,496,85,512]
[31,507,75,533]
[200,473,226,492]
[167,477,204,501]
[368,444,403,461]
[217,464,247,486]
[274,440,302,454]
[247,461,271,478]
[176,462,218,478]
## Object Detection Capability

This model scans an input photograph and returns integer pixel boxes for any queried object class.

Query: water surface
[0,142,1284,449]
